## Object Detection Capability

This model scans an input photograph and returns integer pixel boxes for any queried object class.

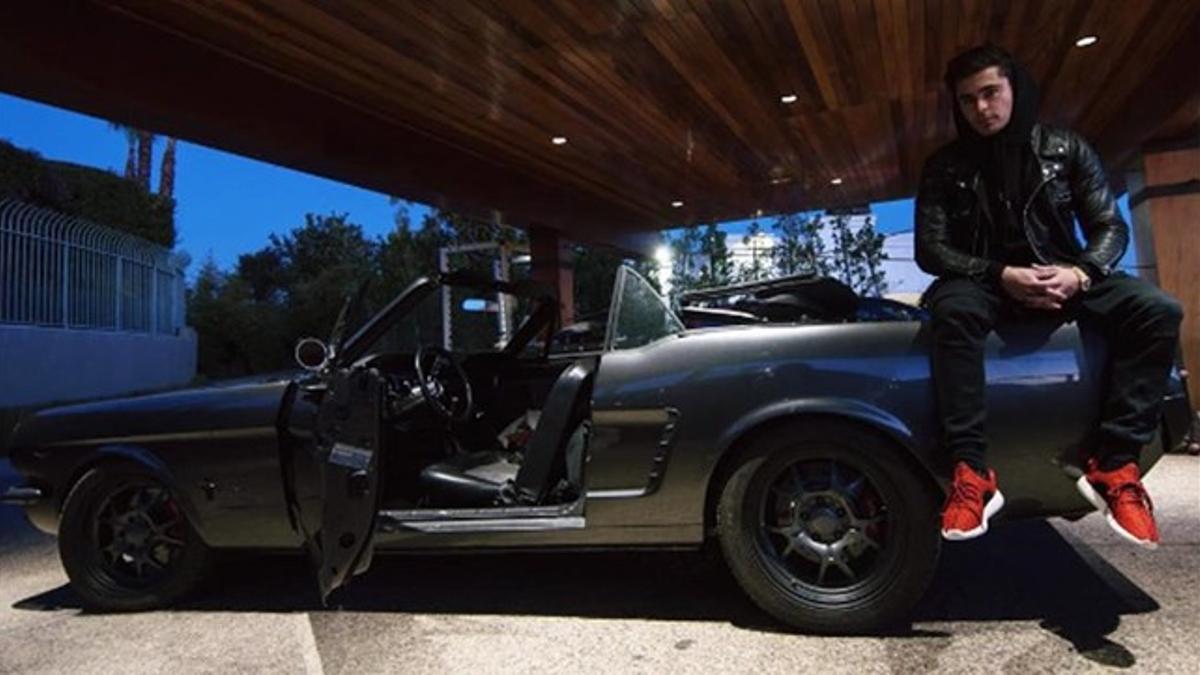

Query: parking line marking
[295,613,325,675]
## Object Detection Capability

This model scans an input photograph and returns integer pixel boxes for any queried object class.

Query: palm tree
[158,138,177,199]
[109,123,157,191]
[135,130,154,191]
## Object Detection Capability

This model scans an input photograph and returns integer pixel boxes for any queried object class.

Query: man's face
[955,66,1013,136]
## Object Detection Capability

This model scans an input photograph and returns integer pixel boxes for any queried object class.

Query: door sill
[377,499,584,534]
[378,514,585,534]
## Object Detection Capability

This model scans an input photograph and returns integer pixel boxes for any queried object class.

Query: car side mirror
[295,337,330,371]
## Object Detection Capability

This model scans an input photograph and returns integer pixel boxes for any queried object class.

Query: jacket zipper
[967,176,983,256]
[1020,167,1054,264]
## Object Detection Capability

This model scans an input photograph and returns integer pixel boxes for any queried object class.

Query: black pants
[927,273,1183,472]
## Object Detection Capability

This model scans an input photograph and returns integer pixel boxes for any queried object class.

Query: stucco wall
[0,325,197,407]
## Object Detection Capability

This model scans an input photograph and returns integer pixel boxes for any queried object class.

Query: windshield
[337,276,545,364]
[604,266,684,351]
[368,285,539,355]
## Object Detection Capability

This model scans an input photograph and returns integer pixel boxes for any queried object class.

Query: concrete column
[1128,139,1200,404]
[529,226,575,327]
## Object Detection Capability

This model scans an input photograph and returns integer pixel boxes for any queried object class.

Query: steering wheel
[414,345,474,422]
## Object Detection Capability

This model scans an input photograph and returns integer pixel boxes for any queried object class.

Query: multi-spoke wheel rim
[756,459,891,593]
[90,482,187,587]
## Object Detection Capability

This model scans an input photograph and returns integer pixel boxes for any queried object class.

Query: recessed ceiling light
[1075,35,1098,47]
[551,136,568,145]
[830,177,843,186]
[780,94,798,104]
[671,200,684,208]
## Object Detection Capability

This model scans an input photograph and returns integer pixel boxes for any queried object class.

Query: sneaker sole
[941,490,1005,541]
[1074,475,1159,550]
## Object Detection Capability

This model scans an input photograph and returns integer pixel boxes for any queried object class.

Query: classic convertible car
[3,267,1194,633]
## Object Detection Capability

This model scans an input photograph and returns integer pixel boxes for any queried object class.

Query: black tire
[58,465,211,611]
[716,420,940,634]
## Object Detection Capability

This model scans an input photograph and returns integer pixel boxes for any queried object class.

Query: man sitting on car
[915,44,1183,546]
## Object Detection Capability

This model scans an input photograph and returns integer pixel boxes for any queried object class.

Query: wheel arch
[702,401,943,538]
[57,444,211,545]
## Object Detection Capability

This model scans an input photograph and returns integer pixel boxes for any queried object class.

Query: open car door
[290,365,386,602]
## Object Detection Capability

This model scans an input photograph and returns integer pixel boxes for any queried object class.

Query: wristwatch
[1071,266,1092,292]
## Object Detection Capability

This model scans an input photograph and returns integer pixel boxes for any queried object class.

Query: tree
[109,123,165,194]
[235,248,287,304]
[376,207,448,305]
[187,204,683,378]
[187,256,258,378]
[697,223,733,288]
[135,130,155,191]
[190,212,381,377]
[668,225,703,296]
[853,215,889,296]
[158,138,177,198]
[772,211,829,277]
[268,213,378,346]
[270,212,377,289]
[666,223,734,296]
[737,220,773,282]
[829,215,856,287]
[826,214,888,296]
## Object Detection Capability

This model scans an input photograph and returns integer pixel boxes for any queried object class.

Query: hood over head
[948,50,1041,150]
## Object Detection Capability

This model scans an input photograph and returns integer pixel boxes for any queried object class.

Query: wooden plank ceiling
[2,1,1198,250]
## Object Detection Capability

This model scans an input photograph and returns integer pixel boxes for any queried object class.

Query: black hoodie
[950,61,1042,276]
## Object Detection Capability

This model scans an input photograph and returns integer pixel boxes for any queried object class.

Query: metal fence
[0,198,185,334]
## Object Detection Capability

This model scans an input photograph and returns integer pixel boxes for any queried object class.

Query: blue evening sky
[1,93,409,275]
[1,92,1134,277]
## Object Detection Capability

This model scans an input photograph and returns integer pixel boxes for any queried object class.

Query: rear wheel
[59,466,210,611]
[716,420,940,633]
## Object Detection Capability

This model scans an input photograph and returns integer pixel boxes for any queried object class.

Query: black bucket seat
[418,360,595,507]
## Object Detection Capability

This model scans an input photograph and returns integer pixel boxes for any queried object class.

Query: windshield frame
[334,276,437,367]
[335,272,556,366]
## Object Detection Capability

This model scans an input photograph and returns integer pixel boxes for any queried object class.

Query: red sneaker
[1076,459,1159,549]
[941,462,1005,541]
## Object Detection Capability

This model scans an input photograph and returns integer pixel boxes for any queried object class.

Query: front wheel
[716,420,940,633]
[58,465,211,611]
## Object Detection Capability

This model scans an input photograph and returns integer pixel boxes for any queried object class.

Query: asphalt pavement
[1,455,1197,674]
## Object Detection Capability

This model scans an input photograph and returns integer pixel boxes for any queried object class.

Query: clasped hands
[999,264,1083,310]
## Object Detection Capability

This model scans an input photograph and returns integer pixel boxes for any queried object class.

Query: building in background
[879,230,936,303]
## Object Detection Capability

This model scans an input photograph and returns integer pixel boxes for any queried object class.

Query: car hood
[9,373,296,451]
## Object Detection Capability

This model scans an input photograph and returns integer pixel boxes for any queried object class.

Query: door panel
[288,367,385,601]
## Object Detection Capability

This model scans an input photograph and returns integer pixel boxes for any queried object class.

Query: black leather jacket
[915,124,1128,282]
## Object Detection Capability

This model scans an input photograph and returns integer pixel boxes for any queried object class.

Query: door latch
[347,470,370,498]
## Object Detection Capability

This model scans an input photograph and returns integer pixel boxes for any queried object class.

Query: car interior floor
[379,356,582,511]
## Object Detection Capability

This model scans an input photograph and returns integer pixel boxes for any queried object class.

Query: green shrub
[0,140,175,246]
